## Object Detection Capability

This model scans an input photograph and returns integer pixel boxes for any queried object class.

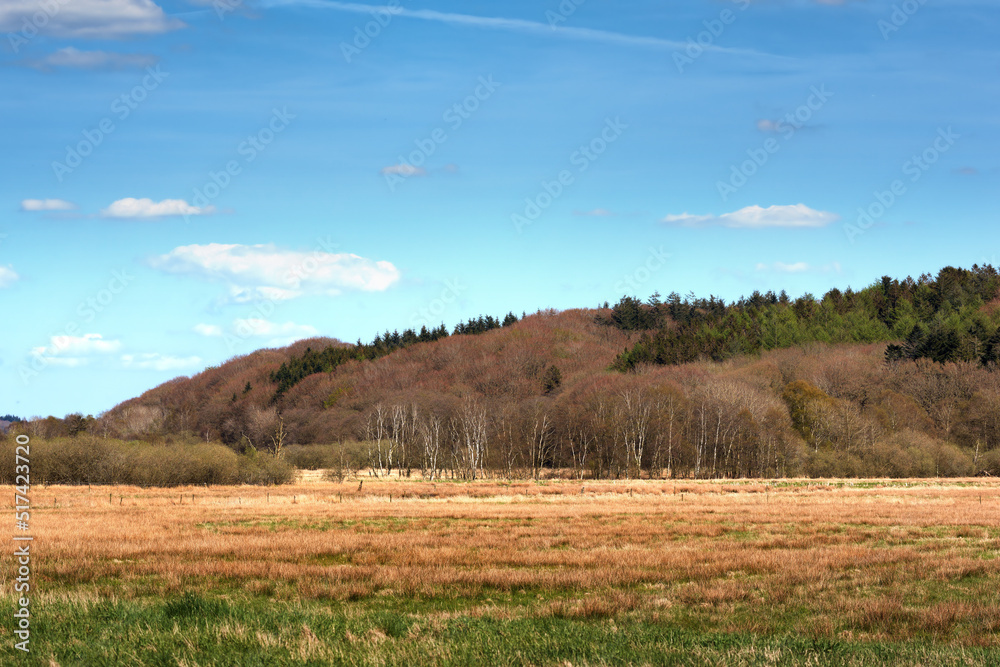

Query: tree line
[605,266,1000,371]
[27,265,1000,481]
[269,313,519,399]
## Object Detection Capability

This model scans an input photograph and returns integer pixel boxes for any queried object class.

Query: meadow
[3,475,999,665]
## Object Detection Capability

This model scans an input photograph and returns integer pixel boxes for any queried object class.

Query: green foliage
[781,381,832,443]
[608,265,1000,371]
[322,385,351,409]
[541,364,563,394]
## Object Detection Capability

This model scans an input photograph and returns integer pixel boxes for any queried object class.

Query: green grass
[0,593,1000,666]
[5,593,999,666]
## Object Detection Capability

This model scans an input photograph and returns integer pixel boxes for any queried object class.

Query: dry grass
[4,476,1000,645]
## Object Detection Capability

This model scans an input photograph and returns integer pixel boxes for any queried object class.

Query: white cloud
[21,198,76,211]
[226,285,301,303]
[149,243,401,301]
[30,333,121,367]
[0,0,183,39]
[755,261,842,274]
[193,323,223,337]
[233,319,320,346]
[663,204,839,229]
[101,198,213,218]
[380,164,427,177]
[196,318,319,347]
[121,353,202,371]
[662,213,715,226]
[755,261,810,273]
[26,47,158,70]
[0,266,19,288]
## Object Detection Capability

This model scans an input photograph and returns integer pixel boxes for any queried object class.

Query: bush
[237,445,294,485]
[283,444,337,469]
[807,449,864,478]
[977,448,1000,476]
[0,436,292,486]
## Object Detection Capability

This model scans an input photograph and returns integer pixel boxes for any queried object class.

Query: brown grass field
[3,475,1000,665]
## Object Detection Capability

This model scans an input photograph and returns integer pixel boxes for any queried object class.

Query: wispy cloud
[0,0,183,39]
[0,266,18,288]
[663,204,839,229]
[755,261,842,274]
[193,323,223,337]
[121,353,202,371]
[101,198,213,218]
[21,198,76,211]
[30,333,121,367]
[195,319,320,347]
[573,208,616,217]
[22,47,158,71]
[260,0,772,57]
[380,164,427,177]
[149,243,401,302]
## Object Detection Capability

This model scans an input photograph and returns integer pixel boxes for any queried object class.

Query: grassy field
[3,475,1000,665]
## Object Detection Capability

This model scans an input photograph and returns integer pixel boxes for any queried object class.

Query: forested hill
[41,264,1000,479]
[606,265,1000,371]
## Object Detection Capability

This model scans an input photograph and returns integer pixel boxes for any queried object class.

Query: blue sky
[1,0,997,417]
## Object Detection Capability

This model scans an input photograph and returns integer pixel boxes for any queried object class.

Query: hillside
[102,308,637,447]
[83,264,1000,480]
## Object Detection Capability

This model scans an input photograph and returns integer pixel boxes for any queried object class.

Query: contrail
[259,0,774,58]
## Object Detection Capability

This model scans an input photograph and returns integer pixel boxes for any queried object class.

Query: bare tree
[454,399,488,480]
[617,389,652,479]
[526,405,553,481]
[418,409,443,481]
[365,403,390,477]
[268,416,287,458]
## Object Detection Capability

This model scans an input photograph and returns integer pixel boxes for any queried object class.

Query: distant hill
[72,265,1000,479]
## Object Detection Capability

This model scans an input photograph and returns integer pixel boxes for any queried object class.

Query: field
[3,475,1000,665]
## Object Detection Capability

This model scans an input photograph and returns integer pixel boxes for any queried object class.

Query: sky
[1,0,998,418]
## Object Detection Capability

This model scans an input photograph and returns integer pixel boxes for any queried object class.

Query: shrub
[807,449,864,478]
[284,444,337,470]
[0,436,291,486]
